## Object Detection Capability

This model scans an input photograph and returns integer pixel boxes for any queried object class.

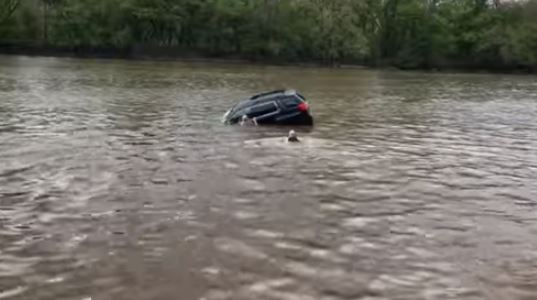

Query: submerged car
[223,89,313,126]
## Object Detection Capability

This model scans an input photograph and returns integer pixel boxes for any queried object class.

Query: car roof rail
[250,90,285,100]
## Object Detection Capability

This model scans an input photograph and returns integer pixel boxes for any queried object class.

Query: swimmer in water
[240,115,258,126]
[287,130,300,143]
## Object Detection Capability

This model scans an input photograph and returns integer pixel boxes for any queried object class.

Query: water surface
[1,55,537,300]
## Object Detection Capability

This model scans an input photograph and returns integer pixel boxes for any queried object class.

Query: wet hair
[288,130,299,142]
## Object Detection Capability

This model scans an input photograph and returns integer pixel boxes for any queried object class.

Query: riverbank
[1,43,534,74]
[0,43,363,69]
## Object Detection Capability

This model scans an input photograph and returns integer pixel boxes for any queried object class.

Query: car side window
[247,102,278,117]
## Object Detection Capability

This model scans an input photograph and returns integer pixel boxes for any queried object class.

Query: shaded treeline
[1,0,537,71]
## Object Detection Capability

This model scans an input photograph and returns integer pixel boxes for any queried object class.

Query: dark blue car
[223,89,313,126]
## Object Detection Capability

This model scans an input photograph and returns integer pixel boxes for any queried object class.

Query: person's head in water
[240,115,248,126]
[288,130,299,142]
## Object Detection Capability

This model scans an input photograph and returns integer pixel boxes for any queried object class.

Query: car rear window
[280,96,302,108]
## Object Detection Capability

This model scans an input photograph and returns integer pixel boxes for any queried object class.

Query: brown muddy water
[1,55,537,300]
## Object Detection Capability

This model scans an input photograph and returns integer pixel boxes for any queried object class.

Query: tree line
[1,0,536,71]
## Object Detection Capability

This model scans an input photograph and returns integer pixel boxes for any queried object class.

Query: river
[1,55,537,300]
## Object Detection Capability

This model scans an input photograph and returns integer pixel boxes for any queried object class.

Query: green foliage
[1,0,536,71]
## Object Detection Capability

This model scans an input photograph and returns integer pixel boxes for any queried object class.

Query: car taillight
[297,102,309,112]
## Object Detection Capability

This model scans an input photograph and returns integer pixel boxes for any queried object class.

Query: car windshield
[229,100,252,114]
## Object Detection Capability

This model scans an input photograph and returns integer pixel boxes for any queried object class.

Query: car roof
[227,90,305,117]
[249,89,304,102]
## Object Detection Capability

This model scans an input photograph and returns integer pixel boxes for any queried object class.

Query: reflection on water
[1,55,537,300]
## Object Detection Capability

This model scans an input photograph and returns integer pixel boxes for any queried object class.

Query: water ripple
[2,55,537,300]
